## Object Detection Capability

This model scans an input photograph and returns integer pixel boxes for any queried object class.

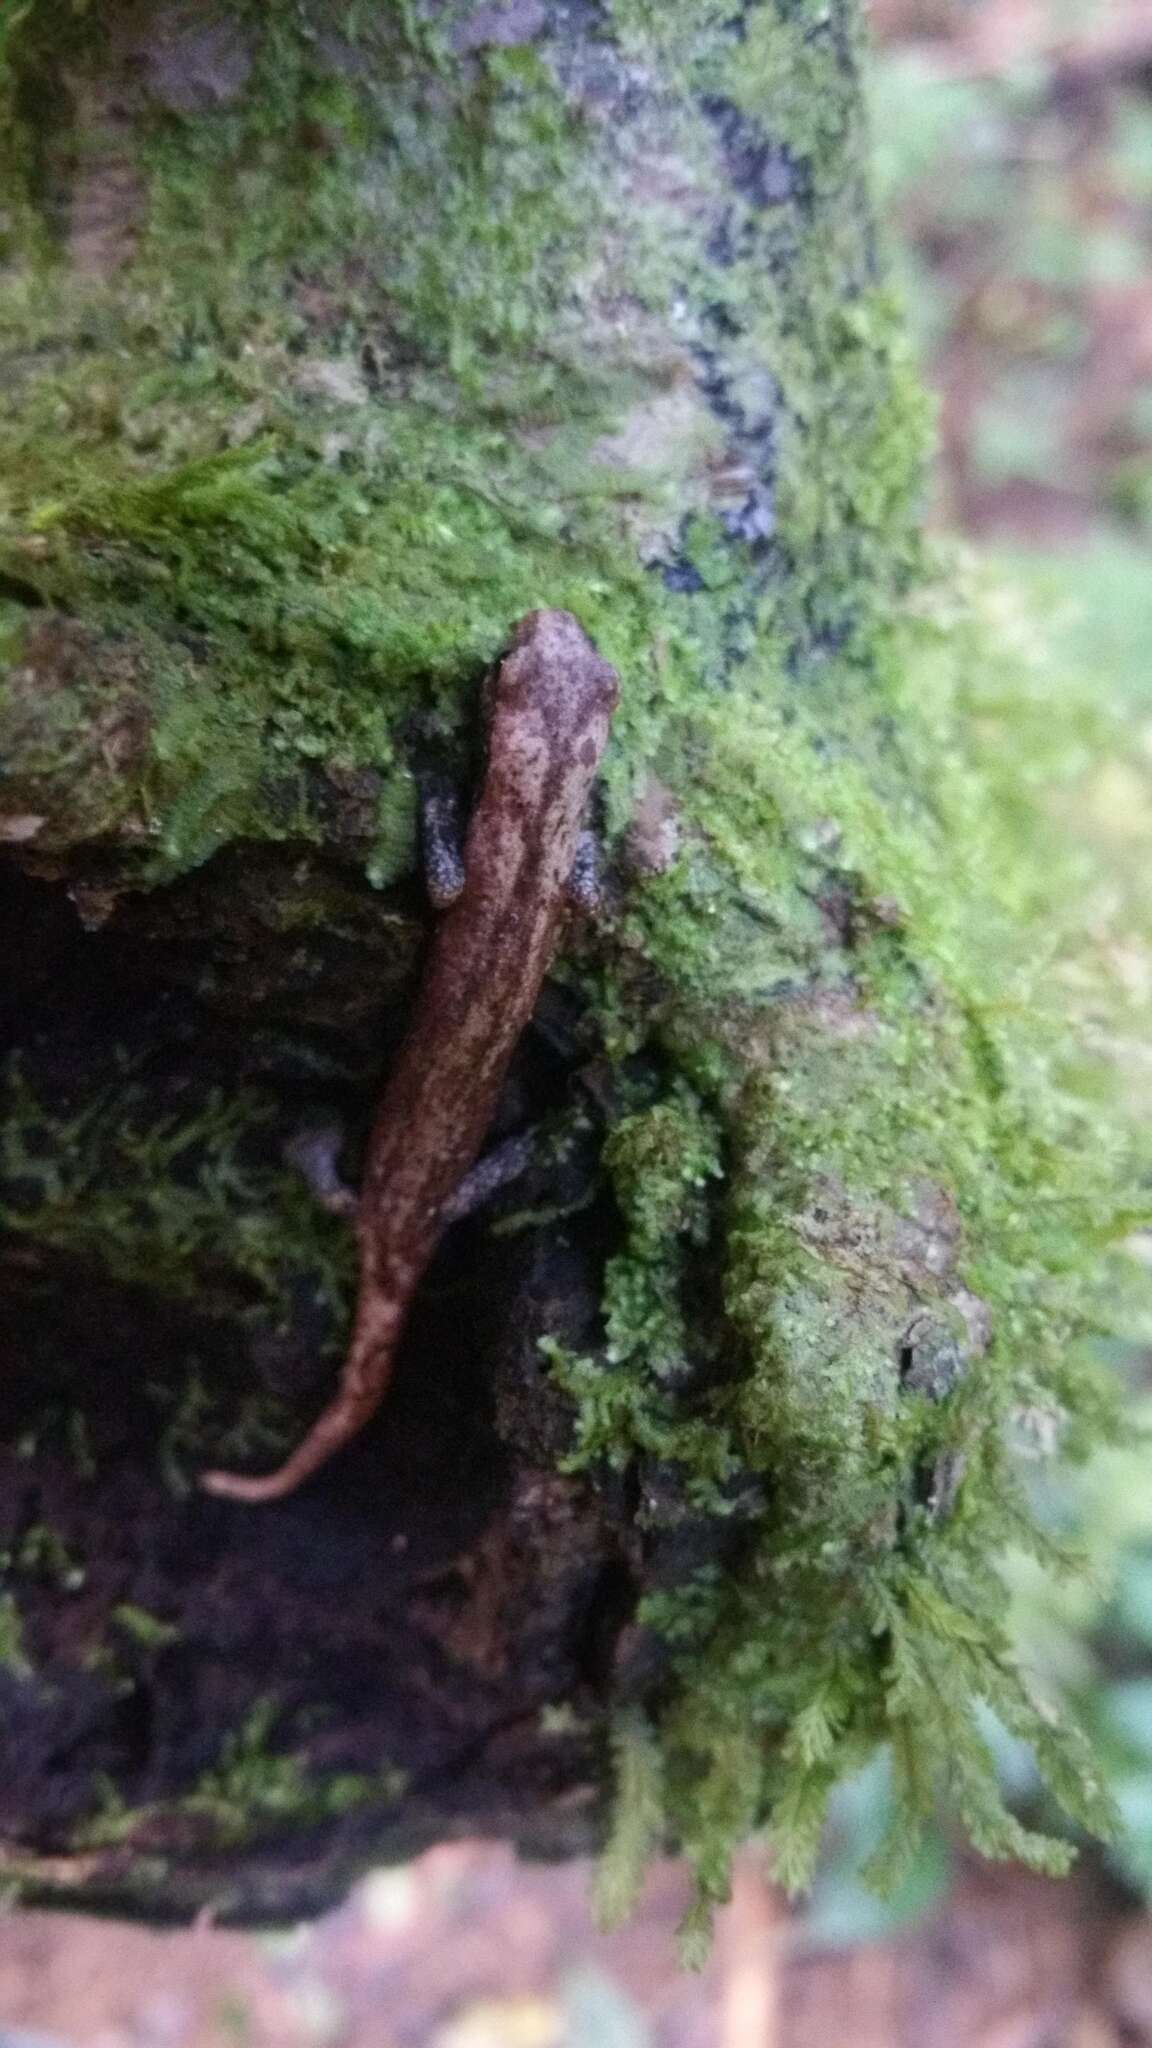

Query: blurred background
[9,0,1152,2040]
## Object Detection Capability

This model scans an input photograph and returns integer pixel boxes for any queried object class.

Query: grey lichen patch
[589,377,730,557]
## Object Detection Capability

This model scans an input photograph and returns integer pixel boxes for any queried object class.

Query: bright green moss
[572,560,1141,1945]
[0,5,667,879]
[602,1089,723,1379]
[593,1709,667,1933]
[0,0,921,884]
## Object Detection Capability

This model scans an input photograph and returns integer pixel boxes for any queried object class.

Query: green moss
[0,1593,30,1675]
[0,5,668,878]
[111,1605,180,1651]
[75,1701,406,1854]
[602,1089,723,1381]
[0,1054,360,1478]
[70,1777,150,1853]
[6,1525,85,1593]
[0,1056,353,1331]
[593,1710,666,1933]
[548,1086,737,1490]
[567,559,1140,1946]
[0,0,920,879]
[179,1701,405,1847]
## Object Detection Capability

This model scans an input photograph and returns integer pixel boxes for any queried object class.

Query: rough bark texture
[0,0,1119,1937]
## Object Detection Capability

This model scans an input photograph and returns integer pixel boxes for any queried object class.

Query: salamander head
[492,609,619,735]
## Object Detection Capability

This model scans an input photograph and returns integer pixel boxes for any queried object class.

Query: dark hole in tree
[0,850,622,1920]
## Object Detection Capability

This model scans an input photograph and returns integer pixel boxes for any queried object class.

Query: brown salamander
[201,608,619,1502]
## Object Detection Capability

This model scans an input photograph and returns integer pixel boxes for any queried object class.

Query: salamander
[201,608,619,1502]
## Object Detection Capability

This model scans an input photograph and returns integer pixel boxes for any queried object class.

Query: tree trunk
[0,0,1113,1937]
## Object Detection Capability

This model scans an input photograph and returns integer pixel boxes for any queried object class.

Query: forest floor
[0,1849,1131,2048]
[874,0,1152,544]
[5,0,1152,2041]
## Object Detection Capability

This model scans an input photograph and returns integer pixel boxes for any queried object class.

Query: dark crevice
[0,571,48,608]
[0,845,627,1915]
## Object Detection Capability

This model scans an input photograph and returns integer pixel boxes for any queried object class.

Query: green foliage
[4,1523,85,1592]
[0,1054,353,1332]
[1003,1400,1152,1910]
[593,1711,666,1932]
[0,1592,30,1676]
[180,1700,403,1847]
[77,1699,407,1853]
[111,1605,180,1651]
[871,43,1152,520]
[803,1752,951,1944]
[577,550,1147,1948]
[0,1053,356,1477]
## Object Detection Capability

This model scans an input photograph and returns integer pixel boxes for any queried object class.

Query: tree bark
[0,0,1109,1931]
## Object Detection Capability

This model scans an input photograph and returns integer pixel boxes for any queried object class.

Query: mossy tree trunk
[0,0,1116,1940]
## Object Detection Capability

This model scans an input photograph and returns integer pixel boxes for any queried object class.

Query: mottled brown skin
[202,610,619,1502]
